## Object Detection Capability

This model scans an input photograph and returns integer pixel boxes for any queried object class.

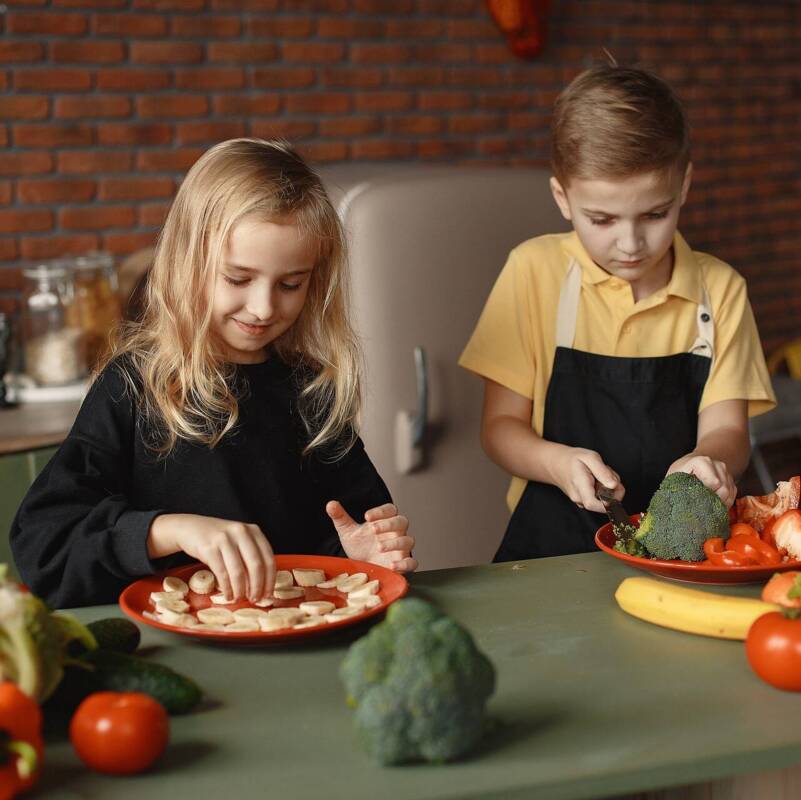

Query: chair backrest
[320,165,569,570]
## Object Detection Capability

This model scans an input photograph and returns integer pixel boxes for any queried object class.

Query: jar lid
[73,251,114,271]
[22,263,69,280]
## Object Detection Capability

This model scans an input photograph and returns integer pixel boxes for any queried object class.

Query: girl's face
[209,216,316,363]
[550,165,692,301]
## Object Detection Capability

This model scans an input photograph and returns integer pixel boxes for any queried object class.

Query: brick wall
[0,0,799,354]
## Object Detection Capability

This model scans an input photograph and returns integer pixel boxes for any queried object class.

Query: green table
[34,554,801,800]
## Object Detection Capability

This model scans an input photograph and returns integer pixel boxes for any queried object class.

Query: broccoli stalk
[339,598,496,765]
[634,472,729,561]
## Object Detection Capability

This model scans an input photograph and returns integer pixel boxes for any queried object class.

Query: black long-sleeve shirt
[10,357,391,608]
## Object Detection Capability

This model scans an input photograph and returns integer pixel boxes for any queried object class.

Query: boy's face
[208,215,316,364]
[550,165,692,299]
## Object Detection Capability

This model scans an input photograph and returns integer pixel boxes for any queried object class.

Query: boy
[459,65,776,561]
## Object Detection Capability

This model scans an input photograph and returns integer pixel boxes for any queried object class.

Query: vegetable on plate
[0,681,43,798]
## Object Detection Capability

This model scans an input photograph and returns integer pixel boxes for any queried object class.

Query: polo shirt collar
[561,230,702,303]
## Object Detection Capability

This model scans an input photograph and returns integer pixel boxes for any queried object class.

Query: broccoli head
[635,472,729,561]
[339,597,496,765]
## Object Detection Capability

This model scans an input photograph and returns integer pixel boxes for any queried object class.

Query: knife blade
[595,485,636,543]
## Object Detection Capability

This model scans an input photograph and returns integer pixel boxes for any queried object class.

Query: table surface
[33,553,801,800]
[0,399,80,455]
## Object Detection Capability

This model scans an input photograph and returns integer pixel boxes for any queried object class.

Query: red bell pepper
[0,682,43,799]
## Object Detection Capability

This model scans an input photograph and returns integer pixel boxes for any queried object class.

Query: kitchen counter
[0,399,80,455]
[33,553,801,800]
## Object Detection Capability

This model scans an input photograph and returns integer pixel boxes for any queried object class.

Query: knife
[595,485,636,543]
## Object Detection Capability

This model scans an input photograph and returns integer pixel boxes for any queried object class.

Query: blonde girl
[11,139,416,608]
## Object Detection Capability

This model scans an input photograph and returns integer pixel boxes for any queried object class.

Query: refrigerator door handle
[394,346,428,474]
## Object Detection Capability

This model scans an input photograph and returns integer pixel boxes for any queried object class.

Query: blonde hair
[551,64,690,185]
[101,138,360,458]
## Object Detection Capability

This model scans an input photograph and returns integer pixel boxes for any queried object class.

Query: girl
[11,138,416,608]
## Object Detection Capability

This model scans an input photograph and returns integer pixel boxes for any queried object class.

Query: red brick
[350,141,414,160]
[0,96,49,120]
[102,230,157,255]
[354,92,415,113]
[51,41,124,63]
[250,68,315,89]
[0,74,6,92]
[297,142,348,163]
[0,208,52,234]
[0,152,53,175]
[210,0,277,8]
[415,43,471,62]
[388,116,445,135]
[445,66,505,87]
[285,93,351,114]
[54,95,132,118]
[18,178,96,203]
[170,15,240,37]
[353,0,412,10]
[0,41,44,62]
[0,182,11,205]
[212,94,281,115]
[0,267,21,290]
[351,44,412,64]
[280,0,345,8]
[316,18,384,37]
[247,17,313,38]
[58,150,134,173]
[418,0,486,12]
[320,67,383,89]
[136,148,203,172]
[60,205,135,230]
[0,243,19,264]
[53,0,127,6]
[0,129,6,148]
[448,114,504,134]
[137,95,208,117]
[14,68,91,91]
[8,11,87,34]
[385,19,444,37]
[250,120,316,140]
[97,69,171,91]
[175,68,244,90]
[0,298,19,315]
[94,13,167,36]
[14,124,93,147]
[319,117,381,137]
[419,91,472,111]
[138,202,170,227]
[208,43,278,63]
[175,120,246,144]
[446,18,495,38]
[98,123,172,146]
[388,67,446,87]
[478,92,534,111]
[98,177,174,201]
[283,42,344,63]
[131,41,203,64]
[133,0,203,8]
[20,233,99,260]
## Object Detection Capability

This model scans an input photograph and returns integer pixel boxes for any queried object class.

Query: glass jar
[70,251,122,369]
[20,262,86,386]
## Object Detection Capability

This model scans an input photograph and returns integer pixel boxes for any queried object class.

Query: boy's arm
[480,379,621,514]
[667,398,749,506]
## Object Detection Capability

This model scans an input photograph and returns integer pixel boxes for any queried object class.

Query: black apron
[494,258,714,562]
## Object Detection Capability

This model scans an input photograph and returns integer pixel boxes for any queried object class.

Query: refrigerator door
[321,165,569,570]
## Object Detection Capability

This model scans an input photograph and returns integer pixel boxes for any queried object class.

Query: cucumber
[85,650,203,714]
[86,618,141,654]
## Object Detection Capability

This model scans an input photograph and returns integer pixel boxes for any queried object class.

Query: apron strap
[689,286,715,361]
[555,258,582,349]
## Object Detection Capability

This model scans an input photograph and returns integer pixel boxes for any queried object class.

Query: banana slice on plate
[294,617,328,629]
[209,593,234,605]
[149,590,184,605]
[348,579,380,598]
[188,569,216,595]
[273,587,304,600]
[299,600,336,616]
[252,597,274,607]
[197,607,236,625]
[233,607,270,623]
[292,568,325,587]
[274,570,294,589]
[338,573,369,593]
[224,621,260,633]
[316,572,349,589]
[259,616,294,632]
[347,594,382,609]
[324,607,362,623]
[266,607,305,625]
[159,609,197,627]
[155,596,190,614]
[163,576,189,596]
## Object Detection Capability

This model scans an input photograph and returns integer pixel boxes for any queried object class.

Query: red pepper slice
[727,533,782,566]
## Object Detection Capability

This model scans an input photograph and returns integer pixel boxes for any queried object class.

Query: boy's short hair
[551,64,690,185]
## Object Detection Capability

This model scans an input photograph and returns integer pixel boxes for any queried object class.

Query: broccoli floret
[339,597,496,765]
[634,472,729,561]
[613,536,650,558]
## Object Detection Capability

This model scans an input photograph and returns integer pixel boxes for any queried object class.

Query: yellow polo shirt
[459,230,776,511]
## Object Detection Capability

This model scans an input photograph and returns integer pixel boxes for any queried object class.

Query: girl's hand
[668,454,737,508]
[148,513,275,602]
[552,447,624,514]
[325,500,418,573]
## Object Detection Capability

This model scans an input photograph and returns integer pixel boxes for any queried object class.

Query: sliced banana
[324,607,362,623]
[253,597,274,607]
[316,572,349,589]
[299,600,335,616]
[188,569,216,595]
[274,570,294,589]
[347,594,382,609]
[224,621,260,633]
[233,607,270,622]
[273,587,304,600]
[348,579,380,598]
[210,593,234,605]
[163,576,189,596]
[159,609,197,627]
[142,610,160,622]
[149,590,183,605]
[338,573,369,593]
[292,568,325,587]
[266,607,305,625]
[155,596,190,614]
[294,617,328,629]
[259,615,293,632]
[197,607,236,625]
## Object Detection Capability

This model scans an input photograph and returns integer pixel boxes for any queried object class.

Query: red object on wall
[485,0,552,59]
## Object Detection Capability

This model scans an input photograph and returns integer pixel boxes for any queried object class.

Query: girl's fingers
[379,535,415,554]
[237,530,267,601]
[371,515,409,535]
[390,556,418,573]
[364,503,398,522]
[204,552,232,601]
[219,540,248,601]
[574,463,606,514]
[253,532,276,597]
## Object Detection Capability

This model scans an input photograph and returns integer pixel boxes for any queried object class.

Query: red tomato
[70,692,169,775]
[762,571,801,608]
[746,612,801,691]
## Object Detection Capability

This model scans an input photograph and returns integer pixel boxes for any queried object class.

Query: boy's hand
[326,500,418,573]
[553,447,624,514]
[148,513,276,602]
[667,455,737,508]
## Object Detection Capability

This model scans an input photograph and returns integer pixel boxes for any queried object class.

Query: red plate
[595,520,801,585]
[119,554,408,643]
